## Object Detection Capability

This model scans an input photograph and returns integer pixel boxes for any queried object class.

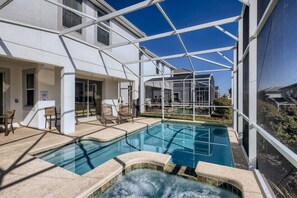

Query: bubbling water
[99,169,240,198]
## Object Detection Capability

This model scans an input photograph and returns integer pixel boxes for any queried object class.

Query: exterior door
[75,78,102,118]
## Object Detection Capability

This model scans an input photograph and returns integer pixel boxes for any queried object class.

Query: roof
[173,68,191,74]
[264,86,284,93]
[147,74,212,82]
[280,83,297,91]
[90,0,146,38]
[140,47,176,70]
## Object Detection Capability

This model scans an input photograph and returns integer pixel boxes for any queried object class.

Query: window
[257,0,297,196]
[174,93,179,102]
[75,78,102,117]
[243,6,249,52]
[97,9,110,45]
[62,0,82,34]
[23,70,35,107]
[156,61,160,74]
[257,0,270,23]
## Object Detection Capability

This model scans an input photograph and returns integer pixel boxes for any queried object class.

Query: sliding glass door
[75,78,102,118]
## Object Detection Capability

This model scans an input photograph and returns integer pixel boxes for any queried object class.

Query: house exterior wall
[0,57,62,128]
[0,0,148,133]
[266,92,282,98]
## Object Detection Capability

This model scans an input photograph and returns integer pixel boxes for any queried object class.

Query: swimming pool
[100,169,240,198]
[36,122,233,175]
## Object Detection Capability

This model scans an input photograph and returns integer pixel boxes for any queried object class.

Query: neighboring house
[0,0,173,133]
[119,47,175,112]
[280,83,297,102]
[264,86,284,98]
[144,72,216,113]
[262,85,296,111]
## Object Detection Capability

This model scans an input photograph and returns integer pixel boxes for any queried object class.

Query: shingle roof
[264,86,284,92]
[279,83,297,91]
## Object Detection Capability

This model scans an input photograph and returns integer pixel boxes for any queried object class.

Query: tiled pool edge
[83,119,162,143]
[26,119,256,197]
[77,151,171,198]
[31,119,228,155]
[76,151,260,198]
[29,119,162,155]
[196,161,264,198]
[162,118,229,127]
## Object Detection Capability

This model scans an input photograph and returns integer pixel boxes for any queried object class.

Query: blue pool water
[100,169,240,198]
[36,122,233,175]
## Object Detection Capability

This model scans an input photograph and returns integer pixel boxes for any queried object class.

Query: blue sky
[106,0,243,95]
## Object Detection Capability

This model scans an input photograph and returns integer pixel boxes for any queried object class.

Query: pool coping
[195,161,264,198]
[25,118,256,197]
[30,118,230,155]
[77,151,171,198]
[29,118,162,155]
[75,151,263,198]
[162,118,230,127]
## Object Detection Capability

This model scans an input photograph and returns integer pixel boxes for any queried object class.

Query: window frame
[96,8,111,46]
[62,0,83,34]
[23,69,36,108]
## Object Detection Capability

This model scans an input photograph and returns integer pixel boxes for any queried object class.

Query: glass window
[242,51,249,155]
[257,1,297,196]
[97,9,110,45]
[257,0,271,23]
[62,0,82,34]
[257,0,297,153]
[27,90,34,106]
[243,7,249,52]
[26,73,34,89]
[24,71,35,107]
[174,93,179,102]
[156,61,160,74]
[243,53,249,116]
[243,119,249,156]
[75,79,102,117]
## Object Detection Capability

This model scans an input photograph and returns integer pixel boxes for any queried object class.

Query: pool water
[100,169,240,198]
[36,122,233,175]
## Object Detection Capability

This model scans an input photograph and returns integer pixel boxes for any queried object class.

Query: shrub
[213,97,232,119]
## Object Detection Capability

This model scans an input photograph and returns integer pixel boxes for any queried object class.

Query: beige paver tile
[0,117,263,197]
[196,161,264,198]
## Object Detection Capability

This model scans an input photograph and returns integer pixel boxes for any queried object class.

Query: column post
[248,0,258,169]
[60,68,75,134]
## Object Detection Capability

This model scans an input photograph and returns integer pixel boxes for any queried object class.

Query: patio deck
[0,117,250,197]
[0,117,161,197]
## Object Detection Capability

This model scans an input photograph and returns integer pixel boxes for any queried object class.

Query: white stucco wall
[0,0,174,131]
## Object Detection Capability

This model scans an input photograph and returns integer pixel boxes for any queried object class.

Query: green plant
[257,100,297,153]
[213,97,232,119]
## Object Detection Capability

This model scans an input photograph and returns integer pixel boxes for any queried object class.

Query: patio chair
[44,107,60,129]
[101,104,118,126]
[166,107,175,114]
[0,109,15,135]
[118,105,134,124]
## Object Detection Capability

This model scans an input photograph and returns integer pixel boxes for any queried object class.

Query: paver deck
[0,117,161,197]
[0,117,258,197]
